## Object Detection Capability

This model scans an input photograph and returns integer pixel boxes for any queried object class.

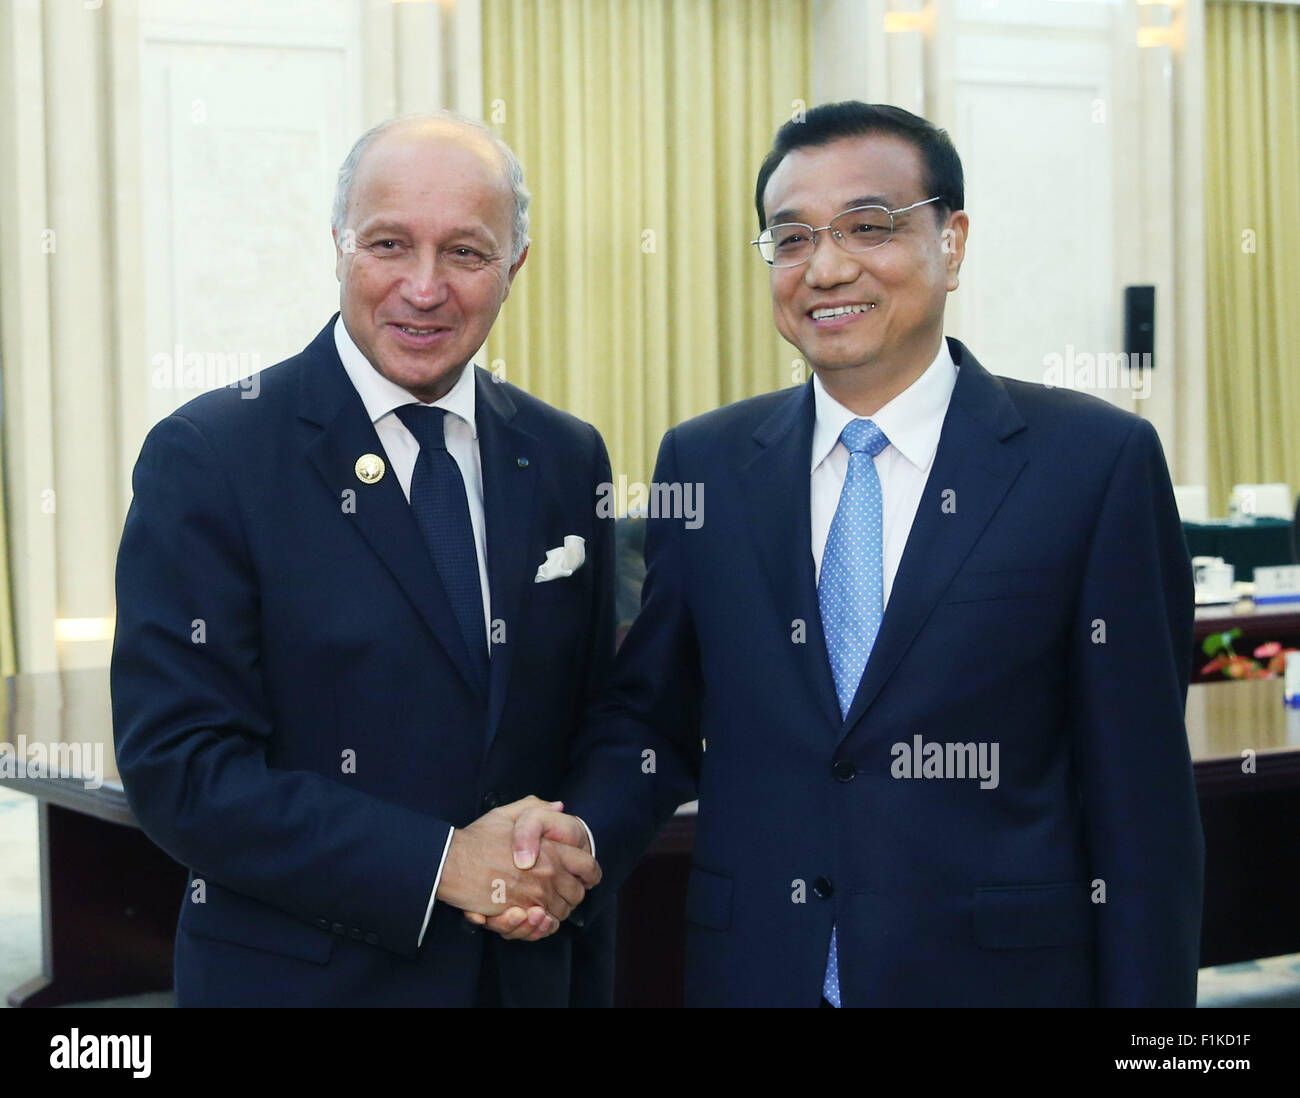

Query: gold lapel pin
[355,453,386,484]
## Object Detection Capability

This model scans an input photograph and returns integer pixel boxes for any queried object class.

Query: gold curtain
[482,0,813,488]
[0,485,13,679]
[1205,0,1300,512]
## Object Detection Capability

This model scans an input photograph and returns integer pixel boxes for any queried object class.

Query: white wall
[0,0,482,673]
[136,0,365,430]
[813,0,1207,483]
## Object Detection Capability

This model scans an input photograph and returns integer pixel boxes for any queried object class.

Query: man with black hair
[503,101,1202,1008]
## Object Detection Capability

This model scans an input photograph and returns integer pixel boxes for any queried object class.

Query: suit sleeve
[111,413,453,959]
[562,428,703,911]
[556,423,617,933]
[1068,416,1203,1006]
[576,423,618,747]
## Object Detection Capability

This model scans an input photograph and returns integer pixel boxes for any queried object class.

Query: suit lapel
[297,319,486,698]
[838,339,1028,742]
[738,384,844,735]
[475,369,539,753]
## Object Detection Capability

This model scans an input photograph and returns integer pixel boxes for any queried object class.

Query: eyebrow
[355,220,413,237]
[355,219,498,246]
[768,195,898,225]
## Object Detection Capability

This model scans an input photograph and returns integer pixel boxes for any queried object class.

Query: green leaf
[1202,628,1242,656]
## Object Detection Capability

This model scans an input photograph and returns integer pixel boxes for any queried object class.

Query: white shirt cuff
[576,817,596,861]
[418,825,456,948]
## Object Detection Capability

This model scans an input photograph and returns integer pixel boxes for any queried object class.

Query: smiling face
[334,121,526,402]
[761,132,967,410]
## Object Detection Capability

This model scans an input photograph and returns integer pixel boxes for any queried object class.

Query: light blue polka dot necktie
[817,417,890,1007]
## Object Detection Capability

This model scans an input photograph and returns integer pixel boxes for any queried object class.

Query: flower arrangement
[1200,630,1297,680]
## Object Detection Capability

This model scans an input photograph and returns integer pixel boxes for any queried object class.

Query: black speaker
[1124,285,1155,368]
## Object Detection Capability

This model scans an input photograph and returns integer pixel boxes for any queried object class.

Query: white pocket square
[534,535,586,582]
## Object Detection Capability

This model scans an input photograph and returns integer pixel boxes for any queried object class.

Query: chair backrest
[1172,485,1210,523]
[1293,497,1300,564]
[1229,483,1293,520]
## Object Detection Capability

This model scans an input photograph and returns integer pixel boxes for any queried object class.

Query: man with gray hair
[112,113,616,1006]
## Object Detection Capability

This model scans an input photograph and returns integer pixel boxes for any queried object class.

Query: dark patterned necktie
[394,404,489,691]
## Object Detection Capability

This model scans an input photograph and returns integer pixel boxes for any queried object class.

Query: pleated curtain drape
[481,0,814,488]
[1205,0,1300,513]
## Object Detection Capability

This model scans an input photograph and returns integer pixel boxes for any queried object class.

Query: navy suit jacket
[111,317,616,1007]
[564,337,1202,1007]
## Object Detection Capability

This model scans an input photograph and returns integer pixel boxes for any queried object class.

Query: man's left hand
[465,799,594,942]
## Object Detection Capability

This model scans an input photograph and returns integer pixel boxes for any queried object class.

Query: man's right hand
[436,796,601,925]
[463,800,598,941]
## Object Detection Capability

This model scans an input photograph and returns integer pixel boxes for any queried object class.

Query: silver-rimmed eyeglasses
[751,197,943,267]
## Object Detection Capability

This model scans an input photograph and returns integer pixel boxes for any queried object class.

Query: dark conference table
[3,667,1298,1007]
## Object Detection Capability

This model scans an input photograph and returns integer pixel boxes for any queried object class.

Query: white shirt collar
[333,315,478,437]
[811,338,957,473]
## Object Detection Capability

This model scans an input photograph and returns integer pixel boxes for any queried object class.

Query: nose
[402,245,450,310]
[803,228,858,289]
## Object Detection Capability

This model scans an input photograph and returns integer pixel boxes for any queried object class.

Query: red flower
[1254,641,1282,659]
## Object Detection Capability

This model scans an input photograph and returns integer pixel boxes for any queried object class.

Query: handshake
[435,795,600,942]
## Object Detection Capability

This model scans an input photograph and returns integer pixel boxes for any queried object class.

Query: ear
[941,211,968,291]
[333,227,344,282]
[502,243,529,299]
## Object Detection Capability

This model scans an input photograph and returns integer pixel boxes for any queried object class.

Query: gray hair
[331,111,531,264]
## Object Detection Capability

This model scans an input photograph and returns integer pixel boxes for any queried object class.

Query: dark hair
[754,101,964,230]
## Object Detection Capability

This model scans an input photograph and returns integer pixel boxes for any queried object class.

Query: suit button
[315,918,329,931]
[812,877,834,899]
[331,922,345,936]
[364,932,379,946]
[832,760,856,782]
[349,927,363,941]
[481,791,501,810]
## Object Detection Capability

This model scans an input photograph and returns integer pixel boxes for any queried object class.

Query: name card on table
[1253,564,1300,604]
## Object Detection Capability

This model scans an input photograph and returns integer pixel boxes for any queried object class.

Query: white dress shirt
[334,318,595,947]
[334,318,492,638]
[810,339,959,608]
[335,317,489,948]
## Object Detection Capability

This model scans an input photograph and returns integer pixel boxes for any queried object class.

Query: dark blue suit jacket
[564,338,1202,1007]
[111,317,616,1006]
